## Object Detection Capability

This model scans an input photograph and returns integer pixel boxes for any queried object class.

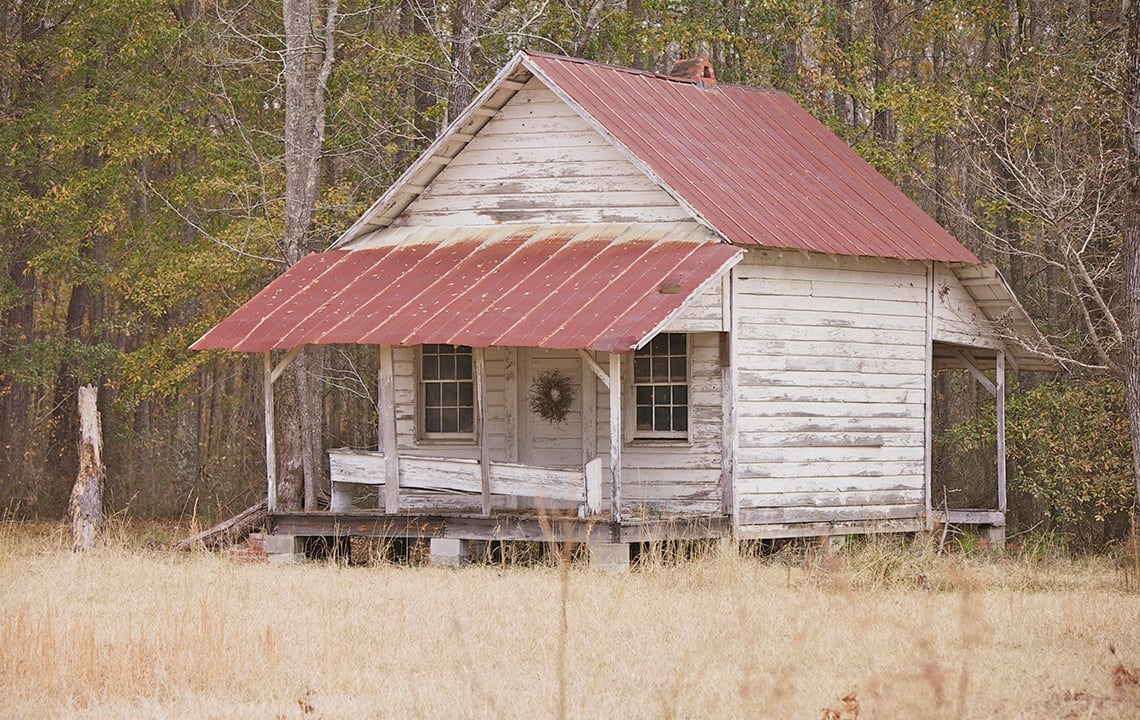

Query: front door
[519,348,583,469]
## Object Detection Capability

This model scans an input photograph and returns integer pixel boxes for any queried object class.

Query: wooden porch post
[996,349,1007,514]
[378,345,399,514]
[264,352,277,513]
[924,263,935,529]
[504,347,519,463]
[475,347,491,515]
[609,352,622,524]
[581,351,598,465]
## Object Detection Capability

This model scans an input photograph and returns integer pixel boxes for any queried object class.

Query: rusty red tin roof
[337,51,978,263]
[524,52,976,262]
[191,224,741,353]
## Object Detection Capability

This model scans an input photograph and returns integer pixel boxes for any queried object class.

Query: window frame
[415,343,477,444]
[626,332,691,444]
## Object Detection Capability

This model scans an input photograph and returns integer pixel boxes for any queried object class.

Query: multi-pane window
[633,333,688,434]
[420,344,474,435]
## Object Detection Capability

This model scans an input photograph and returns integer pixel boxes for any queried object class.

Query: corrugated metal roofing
[191,224,741,353]
[335,51,979,263]
[524,52,977,262]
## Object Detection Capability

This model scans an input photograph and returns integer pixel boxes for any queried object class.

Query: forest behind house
[2,0,1139,548]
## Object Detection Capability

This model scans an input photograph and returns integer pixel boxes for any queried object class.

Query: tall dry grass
[2,522,1140,719]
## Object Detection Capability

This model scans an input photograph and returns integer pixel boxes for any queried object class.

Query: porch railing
[328,448,602,517]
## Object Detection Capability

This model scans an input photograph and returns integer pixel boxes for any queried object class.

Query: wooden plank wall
[395,77,690,227]
[392,346,510,460]
[732,251,929,534]
[617,332,724,514]
[385,340,726,514]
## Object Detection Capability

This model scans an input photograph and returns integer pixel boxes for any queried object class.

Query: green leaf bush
[945,379,1134,546]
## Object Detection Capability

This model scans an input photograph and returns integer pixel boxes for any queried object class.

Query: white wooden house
[193,51,1054,565]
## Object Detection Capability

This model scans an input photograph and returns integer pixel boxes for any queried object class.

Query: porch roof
[191,223,741,354]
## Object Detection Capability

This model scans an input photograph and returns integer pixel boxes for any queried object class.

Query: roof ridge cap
[523,49,698,85]
[523,50,789,94]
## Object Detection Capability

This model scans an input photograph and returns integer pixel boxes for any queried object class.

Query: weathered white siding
[395,77,690,226]
[384,335,723,515]
[620,332,724,514]
[662,275,729,333]
[733,251,928,535]
[932,263,1000,349]
[393,346,512,461]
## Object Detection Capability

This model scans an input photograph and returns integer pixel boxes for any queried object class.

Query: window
[633,333,688,435]
[420,344,474,435]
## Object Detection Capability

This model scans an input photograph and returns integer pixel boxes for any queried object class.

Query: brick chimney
[669,56,716,89]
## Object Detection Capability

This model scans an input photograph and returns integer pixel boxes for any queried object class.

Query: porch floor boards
[270,511,732,544]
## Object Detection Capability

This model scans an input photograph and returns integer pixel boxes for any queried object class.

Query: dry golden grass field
[3,522,1140,719]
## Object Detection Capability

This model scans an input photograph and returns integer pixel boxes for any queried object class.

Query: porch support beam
[269,345,302,384]
[581,351,597,464]
[923,263,934,529]
[378,345,399,514]
[608,352,622,524]
[475,347,491,516]
[503,347,518,463]
[264,353,277,513]
[578,349,610,390]
[720,331,736,517]
[996,350,1007,514]
[953,349,997,397]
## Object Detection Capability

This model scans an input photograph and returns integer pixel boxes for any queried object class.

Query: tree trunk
[1124,0,1140,501]
[49,278,89,477]
[401,0,437,143]
[832,0,855,128]
[448,0,479,118]
[871,0,896,144]
[280,0,336,511]
[68,385,104,551]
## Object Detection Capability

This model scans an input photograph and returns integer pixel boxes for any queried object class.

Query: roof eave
[951,262,1060,371]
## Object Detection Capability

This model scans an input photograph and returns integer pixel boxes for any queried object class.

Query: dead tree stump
[68,384,104,551]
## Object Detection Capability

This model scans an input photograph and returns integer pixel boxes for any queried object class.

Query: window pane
[650,335,667,353]
[633,357,651,382]
[672,406,688,431]
[442,382,458,406]
[458,408,474,433]
[422,354,438,380]
[442,408,459,433]
[425,383,441,407]
[669,333,686,354]
[670,356,687,381]
[673,385,688,405]
[456,352,472,379]
[655,407,671,430]
[654,385,671,404]
[637,406,653,430]
[652,356,669,382]
[439,354,455,379]
[459,381,473,407]
[636,386,652,405]
[425,408,441,434]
